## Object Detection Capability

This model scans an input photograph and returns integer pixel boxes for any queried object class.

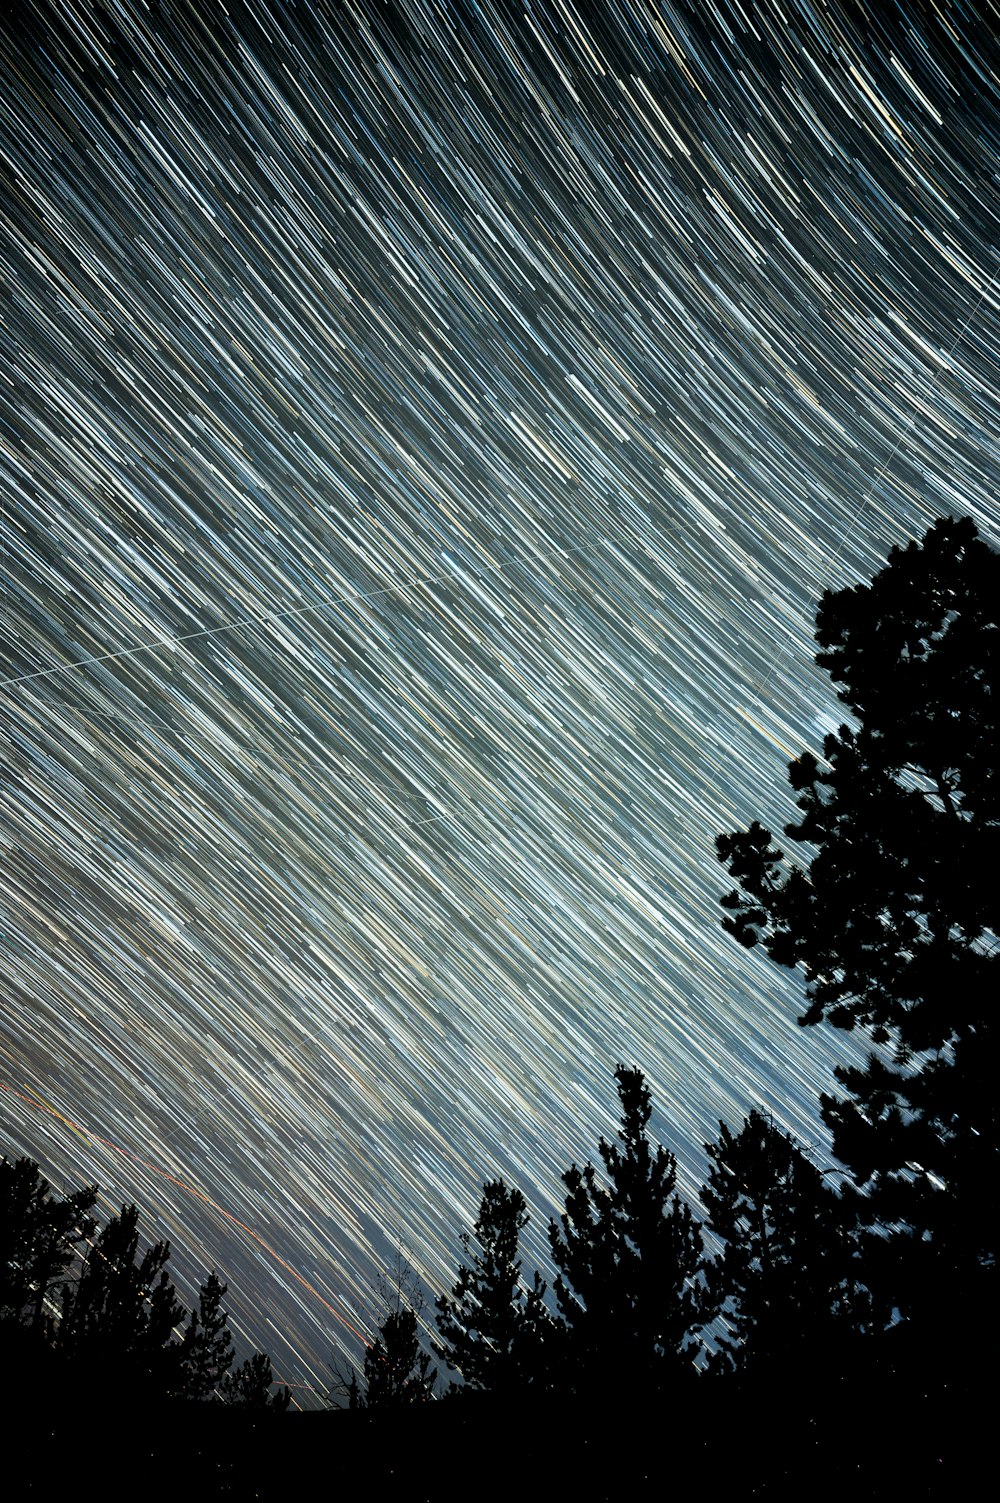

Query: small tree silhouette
[221,1349,290,1411]
[331,1248,436,1409]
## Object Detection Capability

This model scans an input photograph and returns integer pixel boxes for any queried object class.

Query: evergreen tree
[434,1179,551,1394]
[352,1307,436,1409]
[333,1253,437,1410]
[179,1270,234,1400]
[57,1203,184,1395]
[221,1350,290,1411]
[701,1112,869,1375]
[548,1066,704,1392]
[716,515,998,1329]
[0,1157,96,1329]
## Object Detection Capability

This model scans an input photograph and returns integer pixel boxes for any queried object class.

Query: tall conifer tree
[0,1157,96,1329]
[548,1066,704,1392]
[435,1179,551,1393]
[717,515,998,1330]
[57,1203,183,1394]
[179,1270,235,1400]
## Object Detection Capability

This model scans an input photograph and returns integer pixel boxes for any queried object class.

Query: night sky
[2,1,998,1406]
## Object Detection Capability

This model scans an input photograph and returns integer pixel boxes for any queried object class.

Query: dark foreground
[13,1347,987,1502]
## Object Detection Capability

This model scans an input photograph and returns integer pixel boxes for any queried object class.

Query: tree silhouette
[548,1066,704,1392]
[348,1308,436,1409]
[0,1158,293,1424]
[57,1202,184,1396]
[434,1179,551,1394]
[716,515,998,1328]
[221,1350,290,1411]
[333,1252,437,1410]
[179,1271,235,1400]
[0,1157,96,1330]
[701,1112,869,1374]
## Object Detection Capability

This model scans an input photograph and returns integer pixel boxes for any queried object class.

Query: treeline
[347,514,997,1408]
[1,515,995,1476]
[345,1075,877,1408]
[0,1074,920,1419]
[0,1156,289,1410]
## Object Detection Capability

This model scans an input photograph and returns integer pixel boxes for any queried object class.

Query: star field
[1,1,998,1403]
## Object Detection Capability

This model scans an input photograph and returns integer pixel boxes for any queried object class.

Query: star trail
[1,1,998,1405]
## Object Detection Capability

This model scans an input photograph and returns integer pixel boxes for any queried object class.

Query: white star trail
[1,2,998,1404]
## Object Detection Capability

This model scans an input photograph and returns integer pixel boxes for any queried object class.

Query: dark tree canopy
[0,1157,291,1419]
[179,1271,235,1400]
[548,1066,704,1390]
[221,1350,291,1411]
[0,1157,96,1329]
[701,1112,870,1374]
[351,1307,437,1409]
[57,1203,184,1395]
[434,1178,551,1394]
[717,515,998,1320]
